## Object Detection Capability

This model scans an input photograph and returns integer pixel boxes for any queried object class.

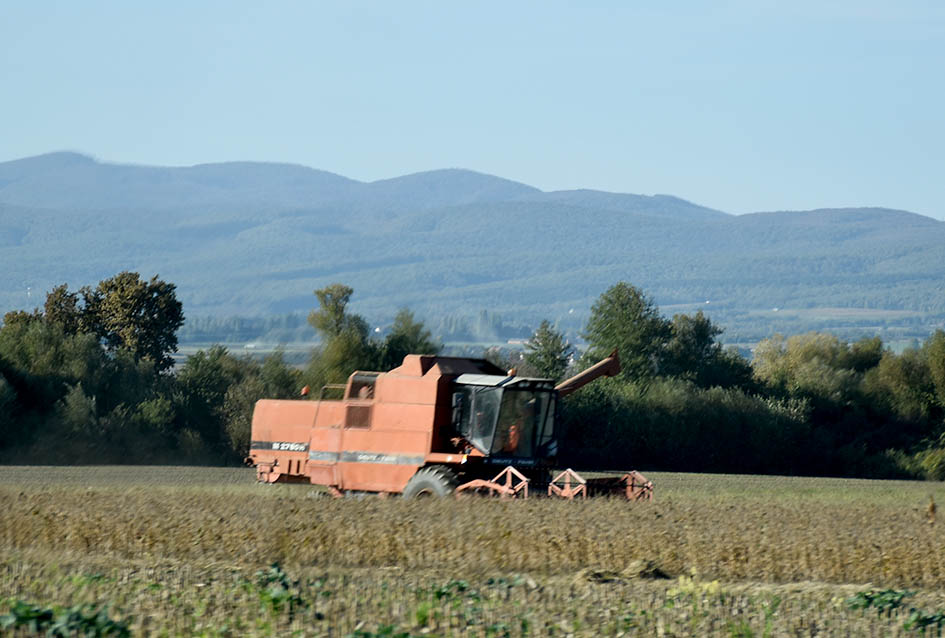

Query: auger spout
[554,349,621,397]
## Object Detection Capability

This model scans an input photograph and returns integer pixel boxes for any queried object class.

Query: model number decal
[250,440,309,452]
[273,442,307,452]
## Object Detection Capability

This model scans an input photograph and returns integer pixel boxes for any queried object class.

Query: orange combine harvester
[248,351,652,500]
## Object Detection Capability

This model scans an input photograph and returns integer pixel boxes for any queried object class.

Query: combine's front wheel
[403,466,458,498]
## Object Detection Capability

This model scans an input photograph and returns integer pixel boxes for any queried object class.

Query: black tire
[402,466,458,499]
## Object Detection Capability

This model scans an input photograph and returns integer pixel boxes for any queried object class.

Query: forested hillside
[1,152,944,344]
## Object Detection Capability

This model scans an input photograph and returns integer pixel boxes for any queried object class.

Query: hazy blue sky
[1,1,942,218]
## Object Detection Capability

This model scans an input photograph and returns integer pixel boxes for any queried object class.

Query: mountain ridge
[1,152,942,343]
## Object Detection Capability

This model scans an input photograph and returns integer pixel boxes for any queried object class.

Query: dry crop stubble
[1,467,944,584]
[2,467,945,636]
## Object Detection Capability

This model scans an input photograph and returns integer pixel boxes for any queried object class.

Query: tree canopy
[582,282,671,380]
[524,320,573,381]
[305,284,441,388]
[380,309,441,370]
[43,284,81,334]
[81,272,184,372]
[308,284,363,339]
[663,311,753,390]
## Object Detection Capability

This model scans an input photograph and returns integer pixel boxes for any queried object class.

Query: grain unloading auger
[248,350,653,501]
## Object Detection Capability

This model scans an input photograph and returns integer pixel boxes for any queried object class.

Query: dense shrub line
[561,330,945,479]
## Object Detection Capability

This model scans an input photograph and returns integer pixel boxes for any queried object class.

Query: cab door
[308,424,341,488]
[336,379,376,491]
[307,387,346,489]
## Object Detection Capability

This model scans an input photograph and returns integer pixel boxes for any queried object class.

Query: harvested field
[2,466,944,636]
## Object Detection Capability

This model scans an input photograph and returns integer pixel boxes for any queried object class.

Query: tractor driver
[501,422,521,453]
[500,399,535,454]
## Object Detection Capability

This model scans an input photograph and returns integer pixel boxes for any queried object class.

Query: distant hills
[1,152,943,344]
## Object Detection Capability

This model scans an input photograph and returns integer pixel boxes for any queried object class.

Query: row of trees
[0,277,444,464]
[8,273,185,372]
[0,273,302,463]
[291,280,945,480]
[1,275,943,479]
[551,283,945,479]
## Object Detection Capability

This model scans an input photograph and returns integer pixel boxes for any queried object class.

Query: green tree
[305,285,439,386]
[0,318,106,407]
[306,326,380,386]
[0,373,19,448]
[705,347,756,391]
[57,383,98,438]
[523,320,573,381]
[662,311,753,389]
[379,309,441,370]
[843,336,884,373]
[223,350,302,457]
[925,330,945,407]
[0,315,178,462]
[663,311,722,380]
[752,332,931,469]
[308,283,358,338]
[43,284,81,334]
[865,349,935,423]
[582,282,671,380]
[82,272,184,372]
[174,345,247,457]
[753,332,858,401]
[305,284,380,386]
[2,309,41,328]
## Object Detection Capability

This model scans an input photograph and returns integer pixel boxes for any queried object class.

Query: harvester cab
[248,349,652,501]
[450,375,558,466]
